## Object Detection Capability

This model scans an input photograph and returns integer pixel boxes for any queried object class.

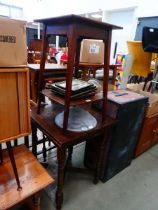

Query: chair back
[127,41,152,77]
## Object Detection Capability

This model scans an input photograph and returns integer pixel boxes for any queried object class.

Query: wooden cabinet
[135,113,158,157]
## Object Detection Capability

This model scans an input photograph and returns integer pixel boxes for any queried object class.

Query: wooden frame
[0,67,31,143]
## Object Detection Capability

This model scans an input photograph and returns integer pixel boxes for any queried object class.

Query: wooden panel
[151,115,158,145]
[0,68,31,143]
[0,145,54,210]
[135,115,158,157]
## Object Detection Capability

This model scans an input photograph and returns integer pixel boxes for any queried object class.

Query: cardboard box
[0,17,27,67]
[127,84,158,117]
[0,67,31,143]
[80,39,104,64]
[138,90,158,117]
[126,83,145,92]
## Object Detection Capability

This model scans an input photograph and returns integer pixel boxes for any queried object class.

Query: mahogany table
[30,103,116,210]
[35,14,122,130]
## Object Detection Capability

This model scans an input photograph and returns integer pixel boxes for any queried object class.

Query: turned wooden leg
[67,146,73,162]
[42,134,47,162]
[31,121,38,158]
[64,146,73,181]
[6,141,22,191]
[24,136,29,148]
[14,139,18,147]
[26,192,41,210]
[0,144,3,164]
[33,192,41,210]
[56,147,66,210]
[94,129,112,184]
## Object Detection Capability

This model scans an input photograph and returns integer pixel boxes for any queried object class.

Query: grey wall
[135,16,158,41]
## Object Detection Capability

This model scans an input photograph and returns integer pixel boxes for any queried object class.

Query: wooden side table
[30,103,117,210]
[0,145,54,210]
[35,14,122,130]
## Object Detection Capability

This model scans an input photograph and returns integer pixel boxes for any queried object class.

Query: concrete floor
[39,143,158,210]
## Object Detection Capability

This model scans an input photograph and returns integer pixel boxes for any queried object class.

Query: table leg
[56,147,66,210]
[68,146,73,162]
[31,121,38,158]
[6,141,22,191]
[24,136,29,148]
[14,139,18,147]
[33,192,41,210]
[93,129,112,184]
[0,144,3,164]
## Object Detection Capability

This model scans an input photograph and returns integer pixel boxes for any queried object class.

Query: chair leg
[24,136,29,148]
[0,144,3,164]
[14,139,18,147]
[6,141,22,191]
[42,134,47,162]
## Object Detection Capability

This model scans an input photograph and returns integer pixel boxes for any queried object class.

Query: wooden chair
[127,41,153,90]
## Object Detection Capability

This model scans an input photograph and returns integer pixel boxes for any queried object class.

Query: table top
[35,14,122,30]
[30,103,117,148]
[0,145,54,210]
[28,63,120,70]
[28,63,67,71]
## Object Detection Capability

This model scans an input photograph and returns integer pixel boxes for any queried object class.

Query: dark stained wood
[35,14,122,30]
[28,64,67,102]
[31,104,116,148]
[42,89,103,106]
[31,103,117,210]
[33,14,121,209]
[0,145,54,210]
[36,14,122,130]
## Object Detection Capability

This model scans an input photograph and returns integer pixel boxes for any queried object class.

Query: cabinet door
[135,116,157,157]
[151,115,158,145]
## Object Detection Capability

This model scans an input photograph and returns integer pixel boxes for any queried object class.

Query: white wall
[1,0,157,21]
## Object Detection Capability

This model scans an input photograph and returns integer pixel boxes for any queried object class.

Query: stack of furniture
[31,14,121,210]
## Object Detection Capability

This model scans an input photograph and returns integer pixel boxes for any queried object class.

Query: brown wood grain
[0,68,31,143]
[0,145,54,210]
[135,114,158,157]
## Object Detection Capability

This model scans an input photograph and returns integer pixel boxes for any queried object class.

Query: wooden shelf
[31,103,116,148]
[42,88,103,106]
[36,14,122,130]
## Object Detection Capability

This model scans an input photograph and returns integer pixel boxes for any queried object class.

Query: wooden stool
[0,145,54,210]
